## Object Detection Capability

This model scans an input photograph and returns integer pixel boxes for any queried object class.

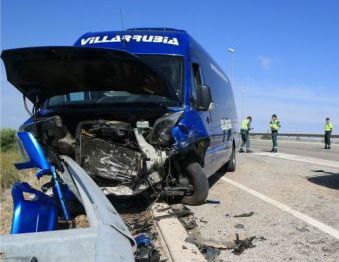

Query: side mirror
[196,85,212,111]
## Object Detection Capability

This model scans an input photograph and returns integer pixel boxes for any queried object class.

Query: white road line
[221,176,339,240]
[255,152,339,169]
[251,138,339,147]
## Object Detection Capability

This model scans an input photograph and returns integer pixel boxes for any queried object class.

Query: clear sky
[1,0,338,133]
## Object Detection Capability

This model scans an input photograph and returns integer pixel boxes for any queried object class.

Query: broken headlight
[149,111,183,146]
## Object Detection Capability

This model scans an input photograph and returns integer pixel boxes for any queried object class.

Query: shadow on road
[209,171,227,188]
[307,170,339,190]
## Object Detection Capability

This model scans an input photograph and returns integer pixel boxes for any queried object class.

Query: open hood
[1,46,177,104]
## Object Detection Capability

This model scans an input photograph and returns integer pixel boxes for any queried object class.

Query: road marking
[221,176,339,240]
[255,152,339,169]
[251,138,339,147]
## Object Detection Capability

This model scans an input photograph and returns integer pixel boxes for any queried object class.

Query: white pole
[227,48,235,85]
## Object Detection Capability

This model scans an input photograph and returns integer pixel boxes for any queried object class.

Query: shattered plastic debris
[186,232,260,259]
[232,233,256,255]
[205,199,221,204]
[256,236,267,241]
[179,216,198,230]
[135,233,152,246]
[201,246,220,261]
[169,204,198,230]
[185,234,232,261]
[114,200,163,261]
[199,217,208,224]
[135,233,161,262]
[169,204,193,217]
[234,223,245,229]
[233,211,255,217]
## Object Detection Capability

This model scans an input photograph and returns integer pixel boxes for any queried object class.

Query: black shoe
[246,149,253,153]
[239,148,245,153]
[328,146,331,150]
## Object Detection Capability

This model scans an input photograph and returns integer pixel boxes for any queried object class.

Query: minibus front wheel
[182,162,209,206]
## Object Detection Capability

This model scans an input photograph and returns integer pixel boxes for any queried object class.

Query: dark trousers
[325,131,331,147]
[271,131,278,150]
[240,130,250,150]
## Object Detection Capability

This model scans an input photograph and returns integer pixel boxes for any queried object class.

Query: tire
[225,145,236,172]
[182,162,209,206]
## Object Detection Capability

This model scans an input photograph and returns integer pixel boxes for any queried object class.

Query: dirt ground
[0,169,50,234]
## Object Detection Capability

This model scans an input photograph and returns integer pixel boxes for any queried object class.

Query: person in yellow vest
[324,117,333,149]
[240,116,253,153]
[270,114,281,153]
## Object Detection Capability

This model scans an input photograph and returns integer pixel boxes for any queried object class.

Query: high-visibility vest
[325,122,333,131]
[270,119,281,131]
[241,118,250,130]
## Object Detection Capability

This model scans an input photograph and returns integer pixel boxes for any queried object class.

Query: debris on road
[256,236,267,241]
[296,226,310,232]
[201,246,221,261]
[179,215,198,230]
[185,234,230,261]
[135,233,161,262]
[169,204,199,230]
[205,199,221,204]
[233,211,255,217]
[234,223,245,229]
[185,231,260,258]
[115,200,166,261]
[232,233,256,255]
[199,217,208,224]
[313,169,325,173]
[169,204,193,217]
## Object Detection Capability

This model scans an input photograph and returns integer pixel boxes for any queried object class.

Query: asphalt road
[250,139,338,161]
[189,140,339,261]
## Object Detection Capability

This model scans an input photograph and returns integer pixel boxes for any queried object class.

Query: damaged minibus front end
[1,45,211,205]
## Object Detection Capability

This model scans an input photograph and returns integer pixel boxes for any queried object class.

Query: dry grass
[0,150,89,234]
[0,150,22,190]
[0,150,48,234]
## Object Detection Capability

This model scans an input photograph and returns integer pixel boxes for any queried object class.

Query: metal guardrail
[250,133,339,138]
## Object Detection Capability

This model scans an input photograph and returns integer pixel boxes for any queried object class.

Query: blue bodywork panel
[2,28,238,207]
[15,132,51,178]
[74,28,238,159]
[11,182,57,234]
[15,28,238,174]
[11,132,72,234]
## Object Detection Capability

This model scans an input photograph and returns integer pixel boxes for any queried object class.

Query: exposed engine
[22,112,184,196]
[76,120,168,195]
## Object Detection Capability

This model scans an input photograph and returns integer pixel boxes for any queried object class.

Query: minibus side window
[192,63,203,86]
[191,63,203,107]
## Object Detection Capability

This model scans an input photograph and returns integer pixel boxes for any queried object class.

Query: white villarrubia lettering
[167,38,179,46]
[142,35,154,42]
[80,35,180,46]
[81,37,93,45]
[132,35,142,42]
[153,36,163,43]
[122,35,132,42]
